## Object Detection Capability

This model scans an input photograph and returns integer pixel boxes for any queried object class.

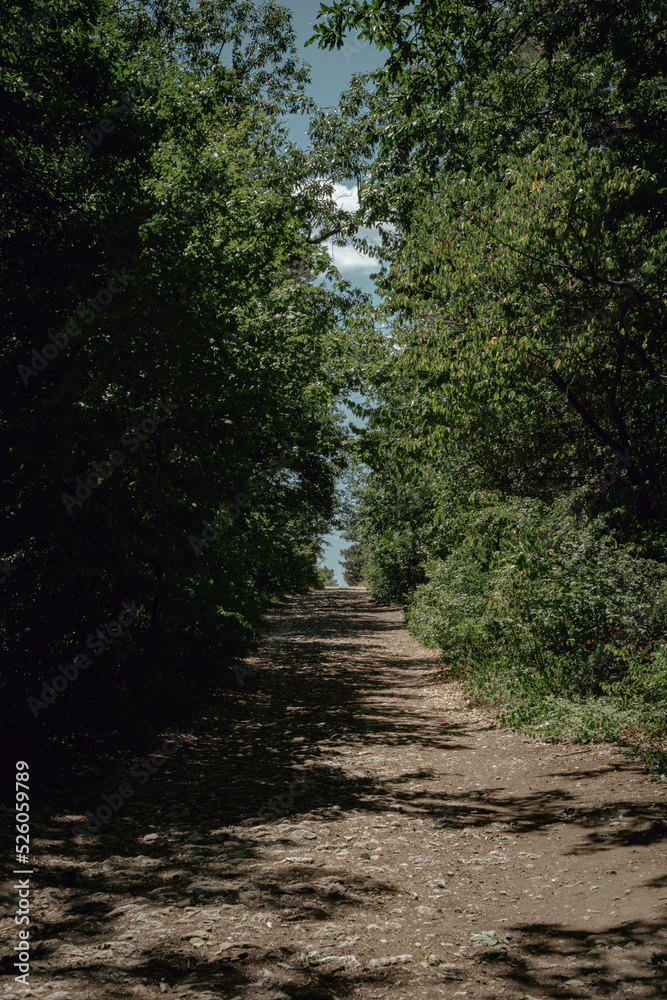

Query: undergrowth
[401,494,667,760]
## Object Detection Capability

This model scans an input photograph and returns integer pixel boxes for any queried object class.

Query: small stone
[368,954,413,967]
[214,941,234,954]
[289,828,317,842]
[320,955,361,968]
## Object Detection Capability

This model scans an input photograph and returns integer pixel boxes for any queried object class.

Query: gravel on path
[2,587,666,1000]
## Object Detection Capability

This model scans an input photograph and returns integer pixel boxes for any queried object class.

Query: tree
[316,565,339,587]
[308,0,667,741]
[0,0,357,740]
[309,0,667,529]
[340,539,367,586]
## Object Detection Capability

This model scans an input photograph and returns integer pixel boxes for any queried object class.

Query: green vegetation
[312,0,667,747]
[3,0,666,758]
[1,0,363,750]
[315,565,339,587]
[340,534,367,587]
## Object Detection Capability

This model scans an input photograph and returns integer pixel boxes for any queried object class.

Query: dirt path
[2,587,667,1000]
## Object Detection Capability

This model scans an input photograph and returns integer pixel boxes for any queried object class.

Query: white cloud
[300,180,383,279]
[323,183,379,275]
[331,182,359,213]
[326,242,379,275]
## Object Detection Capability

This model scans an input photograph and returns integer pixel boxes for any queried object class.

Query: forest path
[3,587,666,1000]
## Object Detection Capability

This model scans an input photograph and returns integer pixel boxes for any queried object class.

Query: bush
[405,492,667,742]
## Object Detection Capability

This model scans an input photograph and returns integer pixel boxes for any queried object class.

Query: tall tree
[0,0,356,739]
[310,0,667,528]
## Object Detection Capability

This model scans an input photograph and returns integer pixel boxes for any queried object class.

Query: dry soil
[2,587,666,1000]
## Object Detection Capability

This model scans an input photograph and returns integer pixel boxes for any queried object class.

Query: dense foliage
[313,0,667,743]
[4,0,666,753]
[1,0,361,748]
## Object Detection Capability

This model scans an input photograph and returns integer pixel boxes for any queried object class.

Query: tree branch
[545,367,623,456]
[305,227,344,245]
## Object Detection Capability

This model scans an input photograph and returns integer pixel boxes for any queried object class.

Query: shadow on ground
[3,589,665,999]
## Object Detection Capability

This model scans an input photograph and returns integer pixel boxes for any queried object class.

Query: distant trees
[340,536,366,586]
[316,566,339,587]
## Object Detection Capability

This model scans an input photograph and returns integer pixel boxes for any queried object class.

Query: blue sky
[282,1,386,584]
[284,0,385,301]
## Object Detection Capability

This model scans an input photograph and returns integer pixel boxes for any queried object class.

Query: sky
[284,0,385,300]
[281,1,387,584]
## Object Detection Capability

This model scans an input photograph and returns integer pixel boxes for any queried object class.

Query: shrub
[405,492,667,742]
